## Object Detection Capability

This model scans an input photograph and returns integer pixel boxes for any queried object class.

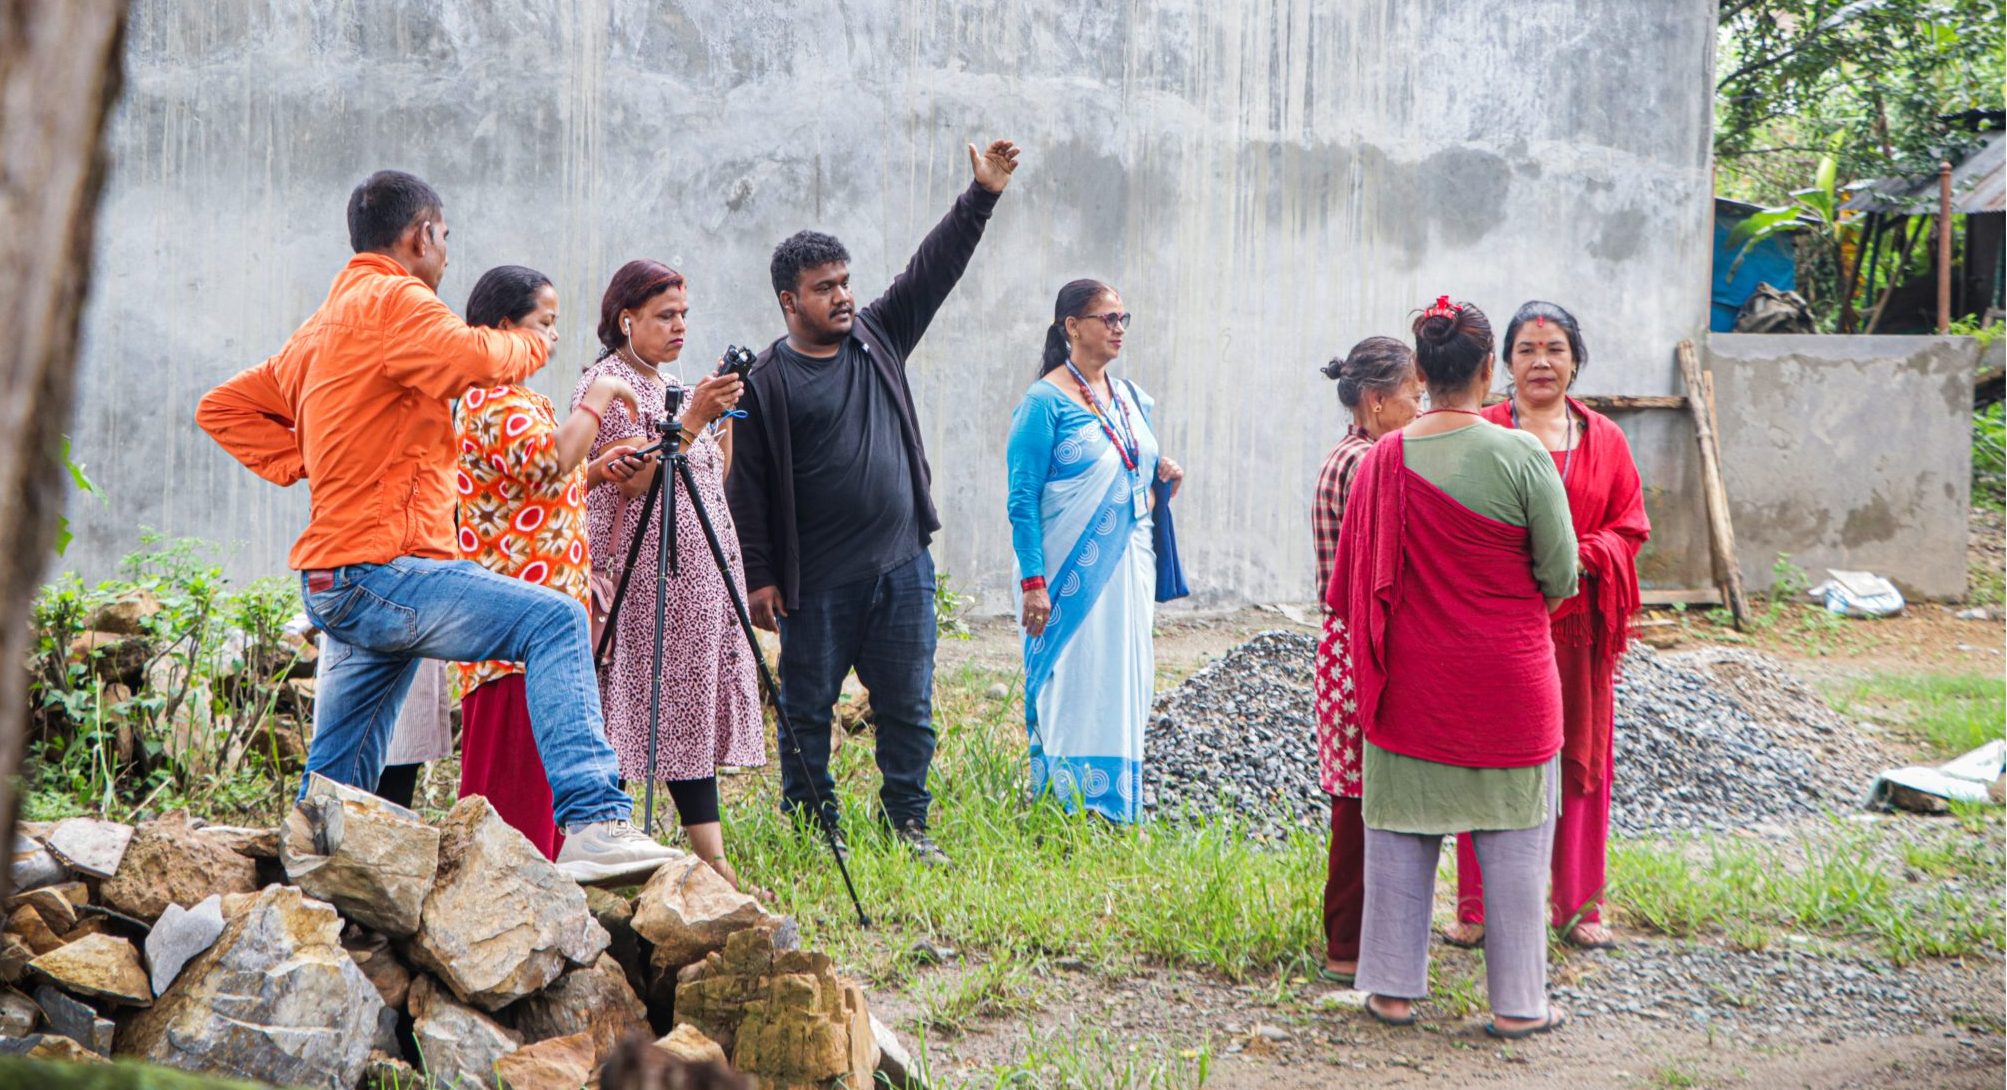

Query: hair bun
[1320,358,1344,380]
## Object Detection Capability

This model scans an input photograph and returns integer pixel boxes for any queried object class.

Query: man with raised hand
[728,140,1022,867]
[197,169,678,885]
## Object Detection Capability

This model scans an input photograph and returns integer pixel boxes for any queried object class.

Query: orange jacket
[197,253,549,570]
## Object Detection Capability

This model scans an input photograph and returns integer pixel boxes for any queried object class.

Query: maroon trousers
[1323,795,1365,962]
[459,674,563,861]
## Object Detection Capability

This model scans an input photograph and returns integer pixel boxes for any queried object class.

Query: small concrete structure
[1707,334,1988,599]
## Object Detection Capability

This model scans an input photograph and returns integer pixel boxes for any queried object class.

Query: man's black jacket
[727,180,1000,610]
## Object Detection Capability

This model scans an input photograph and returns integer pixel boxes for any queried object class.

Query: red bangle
[1020,576,1046,592]
[577,403,603,427]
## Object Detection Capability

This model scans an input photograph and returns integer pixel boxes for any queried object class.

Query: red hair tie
[1424,295,1461,320]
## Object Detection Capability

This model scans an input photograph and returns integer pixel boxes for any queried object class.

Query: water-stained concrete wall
[1709,334,1987,599]
[66,0,1718,606]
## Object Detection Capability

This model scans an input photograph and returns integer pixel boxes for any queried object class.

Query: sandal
[1364,994,1417,1027]
[1484,1008,1567,1040]
[1440,921,1485,949]
[1564,923,1619,950]
[1315,966,1356,986]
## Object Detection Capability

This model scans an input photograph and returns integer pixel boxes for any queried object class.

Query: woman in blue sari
[1007,279,1184,822]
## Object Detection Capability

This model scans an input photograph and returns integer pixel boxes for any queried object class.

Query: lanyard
[1509,400,1576,484]
[1064,361,1140,475]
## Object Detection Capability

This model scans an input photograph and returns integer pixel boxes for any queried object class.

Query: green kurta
[1362,422,1579,835]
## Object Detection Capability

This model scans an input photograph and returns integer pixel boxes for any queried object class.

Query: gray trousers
[1355,763,1559,1019]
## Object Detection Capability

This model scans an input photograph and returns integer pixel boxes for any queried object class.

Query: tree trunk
[0,0,129,904]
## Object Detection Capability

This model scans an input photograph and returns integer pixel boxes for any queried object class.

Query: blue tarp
[1712,202,1799,332]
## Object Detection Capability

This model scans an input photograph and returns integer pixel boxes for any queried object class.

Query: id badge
[1132,479,1149,518]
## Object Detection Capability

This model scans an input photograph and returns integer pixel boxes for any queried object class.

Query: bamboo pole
[1678,340,1749,629]
[1938,161,1954,333]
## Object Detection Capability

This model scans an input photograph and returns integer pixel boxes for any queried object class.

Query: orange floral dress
[453,384,593,696]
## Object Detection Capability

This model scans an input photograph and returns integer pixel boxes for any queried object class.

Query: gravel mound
[1142,630,1897,840]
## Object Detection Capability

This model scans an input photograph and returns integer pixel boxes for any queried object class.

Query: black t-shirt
[774,340,922,591]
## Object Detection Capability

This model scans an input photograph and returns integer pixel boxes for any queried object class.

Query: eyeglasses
[1081,311,1132,331]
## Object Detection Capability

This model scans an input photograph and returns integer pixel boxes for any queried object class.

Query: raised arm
[196,357,305,486]
[860,140,1020,361]
[379,280,549,399]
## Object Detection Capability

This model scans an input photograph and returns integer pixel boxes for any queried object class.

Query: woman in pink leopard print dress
[576,259,767,897]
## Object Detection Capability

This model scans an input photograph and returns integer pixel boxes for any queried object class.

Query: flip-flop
[1484,1008,1567,1040]
[1315,966,1356,986]
[1364,994,1417,1027]
[1439,923,1485,949]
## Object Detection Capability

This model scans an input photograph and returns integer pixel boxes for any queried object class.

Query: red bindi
[1534,316,1546,327]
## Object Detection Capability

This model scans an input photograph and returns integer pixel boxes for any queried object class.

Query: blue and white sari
[1005,376,1161,823]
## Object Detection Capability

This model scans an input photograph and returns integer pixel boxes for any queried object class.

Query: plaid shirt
[1313,426,1373,604]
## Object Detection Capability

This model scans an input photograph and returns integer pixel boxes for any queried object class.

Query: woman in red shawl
[1446,301,1650,951]
[1332,299,1578,1038]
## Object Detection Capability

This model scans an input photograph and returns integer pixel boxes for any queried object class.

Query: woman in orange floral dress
[453,265,645,859]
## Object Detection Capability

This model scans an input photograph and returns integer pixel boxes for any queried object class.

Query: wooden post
[1678,340,1749,630]
[1938,161,1954,333]
[0,0,129,906]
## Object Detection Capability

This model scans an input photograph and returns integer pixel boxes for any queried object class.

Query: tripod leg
[596,469,663,666]
[642,459,680,838]
[672,456,871,928]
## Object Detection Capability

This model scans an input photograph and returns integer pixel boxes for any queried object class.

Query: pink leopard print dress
[574,357,764,783]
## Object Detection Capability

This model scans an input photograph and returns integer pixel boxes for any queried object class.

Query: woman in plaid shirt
[1311,336,1421,984]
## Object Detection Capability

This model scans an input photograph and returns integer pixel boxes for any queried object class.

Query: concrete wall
[1708,334,1985,599]
[64,0,1719,608]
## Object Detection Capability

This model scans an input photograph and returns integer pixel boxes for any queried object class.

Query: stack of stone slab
[2,776,917,1089]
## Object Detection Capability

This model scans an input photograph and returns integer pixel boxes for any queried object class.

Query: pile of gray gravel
[1141,629,1894,840]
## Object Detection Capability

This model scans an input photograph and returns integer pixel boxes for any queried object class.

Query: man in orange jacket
[198,170,677,884]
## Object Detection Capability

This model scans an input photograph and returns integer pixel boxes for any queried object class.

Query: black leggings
[618,776,721,827]
[374,762,422,811]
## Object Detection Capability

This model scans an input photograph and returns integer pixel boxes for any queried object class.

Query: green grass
[1829,672,2007,759]
[720,666,1325,983]
[958,1026,1214,1089]
[1608,817,2005,965]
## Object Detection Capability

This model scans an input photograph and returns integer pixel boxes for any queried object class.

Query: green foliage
[724,666,1323,983]
[1971,402,2004,513]
[1716,0,2003,192]
[935,570,974,641]
[27,533,307,823]
[54,435,102,557]
[1610,816,2005,964]
[1829,671,2007,758]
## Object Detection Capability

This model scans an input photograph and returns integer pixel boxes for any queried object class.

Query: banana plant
[1725,138,1857,282]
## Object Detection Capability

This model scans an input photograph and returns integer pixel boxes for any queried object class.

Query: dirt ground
[917,560,2007,1087]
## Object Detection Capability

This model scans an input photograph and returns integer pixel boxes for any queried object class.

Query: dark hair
[1321,336,1415,409]
[1502,300,1588,383]
[1040,279,1114,375]
[1409,299,1493,392]
[597,259,687,358]
[465,265,553,329]
[347,170,442,253]
[769,230,851,297]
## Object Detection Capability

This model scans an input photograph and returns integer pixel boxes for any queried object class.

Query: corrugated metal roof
[1842,131,2004,215]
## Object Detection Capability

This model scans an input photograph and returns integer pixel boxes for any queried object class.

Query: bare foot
[1440,921,1485,947]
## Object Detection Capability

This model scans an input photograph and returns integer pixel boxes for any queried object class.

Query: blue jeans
[776,550,938,828]
[299,557,631,828]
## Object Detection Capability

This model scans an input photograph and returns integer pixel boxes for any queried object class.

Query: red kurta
[1479,399,1649,795]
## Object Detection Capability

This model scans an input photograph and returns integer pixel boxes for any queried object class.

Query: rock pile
[1143,630,1894,840]
[1,776,914,1089]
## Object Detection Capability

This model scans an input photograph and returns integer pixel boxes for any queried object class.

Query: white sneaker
[555,820,684,885]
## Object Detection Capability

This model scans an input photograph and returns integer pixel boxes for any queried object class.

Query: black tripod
[594,379,870,927]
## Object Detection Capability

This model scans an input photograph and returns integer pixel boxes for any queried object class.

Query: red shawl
[1325,433,1562,769]
[1481,398,1650,794]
